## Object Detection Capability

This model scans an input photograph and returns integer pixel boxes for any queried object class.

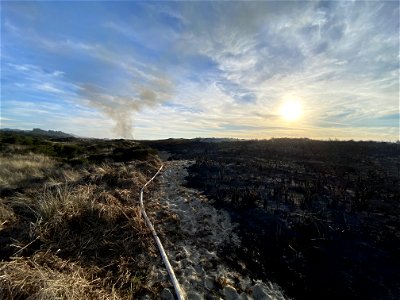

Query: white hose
[139,164,185,300]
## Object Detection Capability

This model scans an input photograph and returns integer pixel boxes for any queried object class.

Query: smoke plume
[81,77,172,139]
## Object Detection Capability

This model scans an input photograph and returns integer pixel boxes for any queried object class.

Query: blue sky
[1,1,399,140]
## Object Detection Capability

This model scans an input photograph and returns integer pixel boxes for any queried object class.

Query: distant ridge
[0,128,75,138]
[193,137,242,143]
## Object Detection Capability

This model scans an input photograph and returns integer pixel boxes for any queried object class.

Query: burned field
[147,138,400,300]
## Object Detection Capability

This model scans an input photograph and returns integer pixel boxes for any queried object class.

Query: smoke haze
[81,77,172,139]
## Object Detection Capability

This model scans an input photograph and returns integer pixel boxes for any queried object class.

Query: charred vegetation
[146,138,400,300]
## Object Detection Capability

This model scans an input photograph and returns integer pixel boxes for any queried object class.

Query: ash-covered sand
[144,160,287,300]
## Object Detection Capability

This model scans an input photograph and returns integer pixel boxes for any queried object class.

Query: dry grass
[0,251,119,300]
[0,154,57,189]
[0,153,83,194]
[0,153,164,299]
[0,203,16,231]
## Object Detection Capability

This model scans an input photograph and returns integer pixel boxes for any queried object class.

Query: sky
[1,1,399,141]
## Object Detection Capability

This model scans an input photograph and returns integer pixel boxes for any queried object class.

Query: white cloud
[4,63,80,98]
[35,83,64,94]
[165,1,398,138]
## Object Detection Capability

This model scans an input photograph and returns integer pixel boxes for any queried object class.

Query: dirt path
[145,160,287,300]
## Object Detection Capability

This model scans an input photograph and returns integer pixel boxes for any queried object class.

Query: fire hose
[139,164,185,300]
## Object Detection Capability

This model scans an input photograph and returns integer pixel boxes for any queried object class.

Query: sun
[280,99,302,121]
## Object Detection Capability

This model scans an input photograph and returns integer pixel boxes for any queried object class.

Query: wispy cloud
[3,63,80,98]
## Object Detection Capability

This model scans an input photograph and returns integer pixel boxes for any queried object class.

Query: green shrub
[31,144,57,157]
[54,144,83,159]
[111,146,157,161]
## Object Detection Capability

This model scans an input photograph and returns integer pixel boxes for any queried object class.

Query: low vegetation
[0,131,164,299]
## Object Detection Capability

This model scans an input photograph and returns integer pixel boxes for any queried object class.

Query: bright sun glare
[280,100,302,121]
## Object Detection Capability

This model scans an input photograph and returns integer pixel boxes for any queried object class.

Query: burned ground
[146,138,400,300]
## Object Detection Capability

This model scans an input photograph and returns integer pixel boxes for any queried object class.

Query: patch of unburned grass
[0,251,119,300]
[30,181,156,262]
[0,203,16,231]
[0,153,82,191]
[0,154,163,299]
[0,154,57,189]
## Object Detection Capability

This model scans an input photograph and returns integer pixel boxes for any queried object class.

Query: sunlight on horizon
[280,99,302,121]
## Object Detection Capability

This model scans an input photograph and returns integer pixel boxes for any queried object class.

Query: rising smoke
[81,77,172,139]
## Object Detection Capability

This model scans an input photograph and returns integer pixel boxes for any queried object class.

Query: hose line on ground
[139,164,185,300]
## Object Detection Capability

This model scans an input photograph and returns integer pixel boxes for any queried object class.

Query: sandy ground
[144,160,287,300]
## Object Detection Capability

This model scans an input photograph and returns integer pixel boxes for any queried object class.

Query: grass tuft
[0,251,120,300]
[0,138,163,299]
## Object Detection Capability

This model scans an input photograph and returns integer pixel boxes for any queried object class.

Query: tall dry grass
[0,251,119,300]
[0,155,163,299]
[0,202,16,231]
[0,153,82,190]
[0,154,56,188]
